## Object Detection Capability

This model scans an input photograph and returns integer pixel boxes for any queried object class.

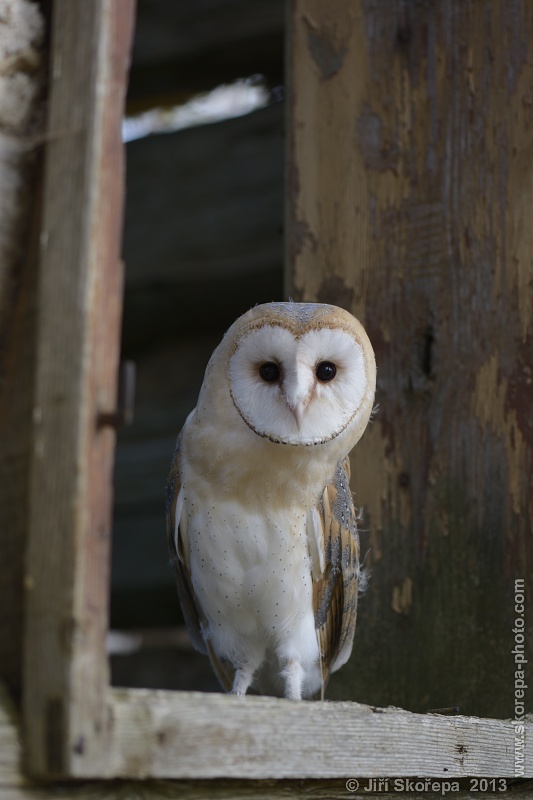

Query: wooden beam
[0,685,533,800]
[100,689,531,779]
[0,0,45,695]
[23,0,135,778]
[5,678,533,792]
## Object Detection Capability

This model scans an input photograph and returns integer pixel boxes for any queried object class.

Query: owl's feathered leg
[229,663,257,696]
[281,658,304,700]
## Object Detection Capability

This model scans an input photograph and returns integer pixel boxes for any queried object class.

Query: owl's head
[220,302,376,448]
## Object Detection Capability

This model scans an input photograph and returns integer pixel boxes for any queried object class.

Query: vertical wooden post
[287,0,532,716]
[23,0,135,776]
[0,1,45,693]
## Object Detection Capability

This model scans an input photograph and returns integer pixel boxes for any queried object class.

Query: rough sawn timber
[22,0,135,779]
[2,685,532,796]
[106,689,531,779]
[286,0,533,717]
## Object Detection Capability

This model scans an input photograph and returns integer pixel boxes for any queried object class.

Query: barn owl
[166,302,376,700]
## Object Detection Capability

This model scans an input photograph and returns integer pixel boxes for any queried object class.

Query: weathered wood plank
[100,689,532,780]
[0,0,45,694]
[5,782,533,800]
[286,0,533,718]
[0,687,23,790]
[3,683,533,796]
[23,0,135,778]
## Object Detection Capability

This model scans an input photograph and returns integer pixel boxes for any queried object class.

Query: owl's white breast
[179,471,320,681]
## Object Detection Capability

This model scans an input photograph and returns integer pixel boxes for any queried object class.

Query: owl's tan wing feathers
[166,436,207,655]
[168,440,360,698]
[166,436,235,689]
[312,456,360,698]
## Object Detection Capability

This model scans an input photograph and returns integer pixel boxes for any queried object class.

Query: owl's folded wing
[167,436,236,689]
[308,456,360,698]
[166,435,207,655]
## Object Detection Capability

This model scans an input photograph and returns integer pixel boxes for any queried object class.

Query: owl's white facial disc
[228,324,367,445]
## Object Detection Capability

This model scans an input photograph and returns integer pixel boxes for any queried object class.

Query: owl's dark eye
[259,361,280,382]
[316,361,337,382]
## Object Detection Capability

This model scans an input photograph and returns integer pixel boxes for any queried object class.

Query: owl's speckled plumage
[166,302,376,699]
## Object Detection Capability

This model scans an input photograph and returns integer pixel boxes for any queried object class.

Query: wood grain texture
[0,0,45,695]
[2,684,533,796]
[23,0,135,778]
[103,688,532,780]
[286,0,533,717]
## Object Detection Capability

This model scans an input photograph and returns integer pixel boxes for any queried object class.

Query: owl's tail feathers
[205,640,235,692]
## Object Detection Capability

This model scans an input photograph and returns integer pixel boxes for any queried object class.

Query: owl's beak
[282,370,312,430]
[288,400,306,430]
[283,392,309,430]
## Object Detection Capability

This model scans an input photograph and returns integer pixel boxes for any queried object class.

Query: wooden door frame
[21,0,532,783]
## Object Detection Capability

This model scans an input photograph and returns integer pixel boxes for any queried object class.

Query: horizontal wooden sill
[92,688,532,780]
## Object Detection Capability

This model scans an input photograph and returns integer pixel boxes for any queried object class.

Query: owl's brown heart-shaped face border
[228,322,369,446]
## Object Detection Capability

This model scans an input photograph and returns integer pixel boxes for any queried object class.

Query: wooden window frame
[21,0,531,783]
